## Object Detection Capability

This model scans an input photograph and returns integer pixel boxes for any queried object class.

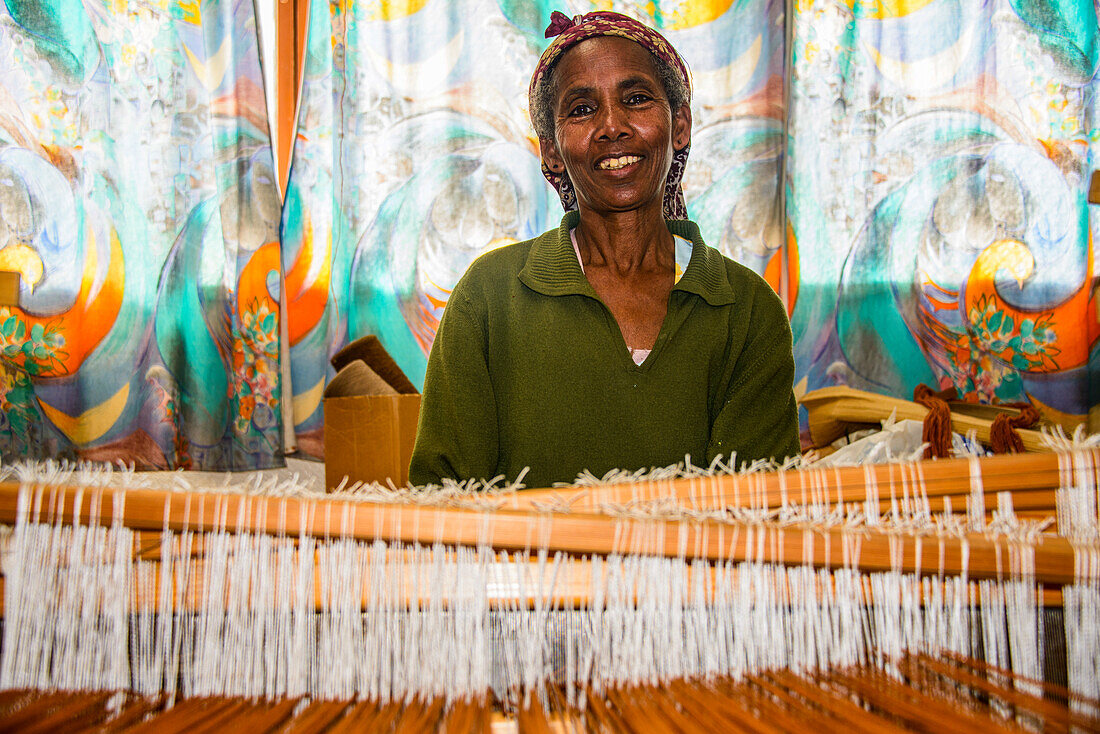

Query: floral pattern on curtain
[0,0,283,469]
[787,0,1099,435]
[283,0,786,457]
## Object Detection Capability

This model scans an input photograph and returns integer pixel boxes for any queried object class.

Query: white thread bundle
[1061,448,1100,707]
[0,518,1041,703]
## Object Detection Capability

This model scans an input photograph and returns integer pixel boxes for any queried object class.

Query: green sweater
[408,211,800,488]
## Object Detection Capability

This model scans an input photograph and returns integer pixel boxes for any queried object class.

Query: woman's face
[540,37,691,217]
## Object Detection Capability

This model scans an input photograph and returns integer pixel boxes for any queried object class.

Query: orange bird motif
[958,236,1099,374]
[237,221,332,349]
[3,223,124,377]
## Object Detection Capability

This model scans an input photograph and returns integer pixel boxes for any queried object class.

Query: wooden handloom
[0,448,1096,731]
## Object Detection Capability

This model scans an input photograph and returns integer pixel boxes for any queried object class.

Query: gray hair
[530,47,689,141]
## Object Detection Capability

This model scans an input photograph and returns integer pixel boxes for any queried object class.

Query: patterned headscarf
[528,11,693,220]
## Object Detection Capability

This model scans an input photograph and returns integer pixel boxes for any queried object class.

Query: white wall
[256,0,278,158]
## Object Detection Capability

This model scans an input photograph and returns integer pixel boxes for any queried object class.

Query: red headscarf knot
[544,11,578,38]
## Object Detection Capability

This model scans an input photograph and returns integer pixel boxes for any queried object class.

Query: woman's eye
[626,93,652,104]
[568,103,593,117]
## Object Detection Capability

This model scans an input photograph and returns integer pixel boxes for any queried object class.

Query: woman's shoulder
[720,253,788,324]
[448,227,557,303]
[671,220,786,316]
[464,231,539,274]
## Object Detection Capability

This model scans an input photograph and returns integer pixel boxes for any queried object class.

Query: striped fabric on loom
[0,449,1097,730]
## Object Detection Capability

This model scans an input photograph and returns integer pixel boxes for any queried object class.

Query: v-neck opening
[592,288,700,373]
[570,227,693,371]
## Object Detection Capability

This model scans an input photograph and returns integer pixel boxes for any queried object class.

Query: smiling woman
[542,38,687,216]
[408,11,800,488]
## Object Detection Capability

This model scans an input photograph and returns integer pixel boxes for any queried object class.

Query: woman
[409,11,799,488]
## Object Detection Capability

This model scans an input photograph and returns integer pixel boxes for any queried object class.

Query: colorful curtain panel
[788,0,1099,435]
[287,0,1100,454]
[283,0,786,456]
[0,0,282,469]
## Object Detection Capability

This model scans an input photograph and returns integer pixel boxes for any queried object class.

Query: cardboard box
[323,336,420,490]
[324,393,420,489]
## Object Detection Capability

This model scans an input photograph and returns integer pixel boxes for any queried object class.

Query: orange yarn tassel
[913,385,956,459]
[989,403,1040,454]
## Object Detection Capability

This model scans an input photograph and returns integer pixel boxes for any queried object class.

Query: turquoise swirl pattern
[0,0,282,468]
[788,0,1099,435]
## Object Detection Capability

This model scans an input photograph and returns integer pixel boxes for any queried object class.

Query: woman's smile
[596,154,643,171]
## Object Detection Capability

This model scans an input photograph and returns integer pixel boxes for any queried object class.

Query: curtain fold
[787,0,1099,437]
[0,0,283,469]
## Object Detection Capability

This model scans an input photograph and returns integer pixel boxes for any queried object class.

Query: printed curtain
[283,0,787,456]
[0,0,283,469]
[788,0,1099,435]
[287,0,1099,454]
[3,0,1096,469]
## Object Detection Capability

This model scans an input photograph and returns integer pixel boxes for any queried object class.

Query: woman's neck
[574,206,674,277]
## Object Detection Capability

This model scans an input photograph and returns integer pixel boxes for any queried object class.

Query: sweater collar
[517,211,736,306]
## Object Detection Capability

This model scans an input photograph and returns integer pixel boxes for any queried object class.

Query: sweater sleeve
[408,294,499,486]
[707,285,801,467]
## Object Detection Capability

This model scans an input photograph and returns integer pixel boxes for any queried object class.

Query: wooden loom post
[0,272,19,307]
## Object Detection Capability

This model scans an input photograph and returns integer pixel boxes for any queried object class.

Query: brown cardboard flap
[323,394,420,490]
[330,335,418,394]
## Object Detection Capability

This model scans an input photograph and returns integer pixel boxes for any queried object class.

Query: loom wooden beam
[505,450,1095,517]
[0,481,1082,585]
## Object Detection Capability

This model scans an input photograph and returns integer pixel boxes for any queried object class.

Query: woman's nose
[595,102,630,140]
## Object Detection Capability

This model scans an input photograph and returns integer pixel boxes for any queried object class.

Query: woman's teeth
[598,155,640,170]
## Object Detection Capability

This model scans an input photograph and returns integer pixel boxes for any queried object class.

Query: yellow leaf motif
[183,37,230,91]
[844,0,937,18]
[666,0,734,29]
[293,375,325,427]
[359,0,430,21]
[177,0,201,25]
[0,243,44,292]
[38,381,130,445]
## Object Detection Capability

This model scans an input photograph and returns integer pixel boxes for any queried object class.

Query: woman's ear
[672,103,692,151]
[539,137,565,173]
